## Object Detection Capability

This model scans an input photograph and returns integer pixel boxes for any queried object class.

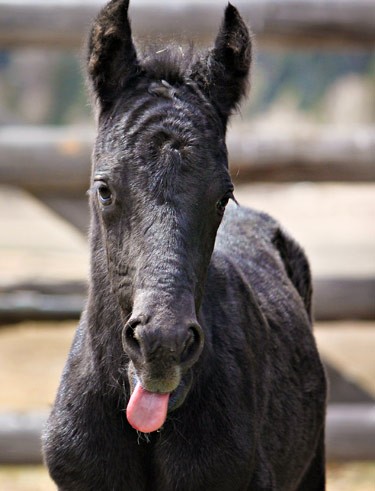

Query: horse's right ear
[190,3,251,125]
[87,0,139,113]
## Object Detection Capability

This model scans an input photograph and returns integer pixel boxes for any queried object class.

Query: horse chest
[110,435,255,491]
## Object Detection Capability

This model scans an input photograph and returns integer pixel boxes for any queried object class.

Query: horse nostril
[122,319,142,359]
[181,323,204,368]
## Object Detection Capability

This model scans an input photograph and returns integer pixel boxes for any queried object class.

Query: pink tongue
[126,382,170,433]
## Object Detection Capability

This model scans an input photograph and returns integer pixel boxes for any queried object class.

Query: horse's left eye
[216,193,232,215]
[96,182,113,206]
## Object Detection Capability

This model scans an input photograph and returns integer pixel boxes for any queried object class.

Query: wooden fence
[1,276,374,323]
[0,0,374,464]
[1,404,375,464]
[0,0,374,49]
[1,126,374,195]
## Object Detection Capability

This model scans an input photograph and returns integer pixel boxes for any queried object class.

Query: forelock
[139,44,200,85]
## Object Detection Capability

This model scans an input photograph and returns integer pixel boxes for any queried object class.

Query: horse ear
[191,3,251,123]
[87,0,139,112]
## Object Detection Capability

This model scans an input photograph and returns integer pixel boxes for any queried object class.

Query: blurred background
[0,0,374,489]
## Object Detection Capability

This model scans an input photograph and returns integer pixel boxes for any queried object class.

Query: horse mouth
[167,370,193,411]
[126,368,192,433]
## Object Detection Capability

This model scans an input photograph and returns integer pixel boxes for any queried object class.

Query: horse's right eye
[96,183,113,206]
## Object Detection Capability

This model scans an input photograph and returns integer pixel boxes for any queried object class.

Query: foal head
[87,0,251,430]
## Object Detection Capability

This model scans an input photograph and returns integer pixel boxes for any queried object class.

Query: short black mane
[139,44,198,85]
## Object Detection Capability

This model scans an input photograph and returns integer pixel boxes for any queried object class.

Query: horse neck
[81,219,128,378]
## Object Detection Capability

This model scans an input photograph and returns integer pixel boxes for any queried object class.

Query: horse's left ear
[191,3,251,123]
[87,0,139,113]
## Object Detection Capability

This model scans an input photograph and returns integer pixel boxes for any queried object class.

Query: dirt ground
[0,462,375,491]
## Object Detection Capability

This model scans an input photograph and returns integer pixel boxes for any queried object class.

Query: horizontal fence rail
[1,277,374,322]
[313,277,375,322]
[0,0,375,49]
[1,126,374,196]
[326,404,375,461]
[1,405,374,464]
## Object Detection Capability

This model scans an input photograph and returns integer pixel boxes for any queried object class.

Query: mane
[138,42,249,120]
[139,44,201,85]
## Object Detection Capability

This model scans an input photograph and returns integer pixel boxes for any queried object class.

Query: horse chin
[128,364,193,414]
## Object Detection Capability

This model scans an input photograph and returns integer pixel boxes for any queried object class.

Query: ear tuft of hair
[87,0,139,112]
[216,3,251,72]
[190,3,252,124]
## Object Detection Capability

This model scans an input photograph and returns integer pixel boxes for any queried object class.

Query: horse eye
[96,182,113,206]
[216,194,231,215]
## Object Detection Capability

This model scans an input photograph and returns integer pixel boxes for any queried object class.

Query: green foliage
[0,49,373,125]
[48,54,90,125]
[246,50,375,117]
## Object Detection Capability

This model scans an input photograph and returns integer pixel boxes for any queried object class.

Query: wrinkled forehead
[94,80,226,173]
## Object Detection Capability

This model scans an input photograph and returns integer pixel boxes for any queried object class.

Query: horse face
[92,84,230,410]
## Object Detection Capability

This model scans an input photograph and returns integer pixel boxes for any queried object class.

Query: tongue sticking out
[126,382,170,433]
